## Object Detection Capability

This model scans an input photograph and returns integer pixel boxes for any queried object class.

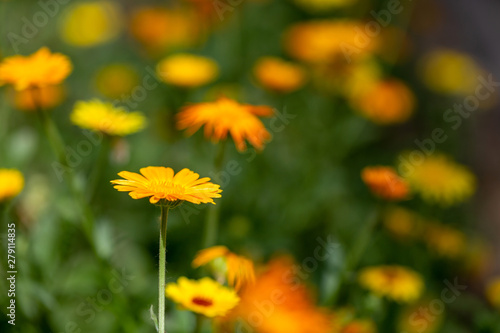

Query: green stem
[193,314,204,333]
[158,205,169,333]
[87,136,110,203]
[202,141,226,248]
[326,204,381,306]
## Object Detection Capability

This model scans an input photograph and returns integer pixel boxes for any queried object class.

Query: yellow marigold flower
[60,1,122,47]
[165,277,240,318]
[0,47,72,90]
[157,54,219,88]
[423,223,466,259]
[398,299,443,333]
[486,277,500,308]
[0,169,24,202]
[193,246,255,290]
[228,256,333,333]
[11,85,65,111]
[176,97,273,152]
[285,20,378,64]
[361,166,410,201]
[354,79,415,125]
[293,0,358,12]
[419,49,481,95]
[94,64,139,99]
[383,207,421,239]
[253,57,306,93]
[400,153,476,206]
[111,167,222,205]
[70,100,146,136]
[358,265,424,303]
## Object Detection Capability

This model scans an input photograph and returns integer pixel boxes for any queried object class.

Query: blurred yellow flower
[423,223,466,259]
[11,85,65,111]
[111,167,222,205]
[176,97,273,152]
[383,207,421,239]
[401,153,475,206]
[398,299,443,333]
[354,79,415,124]
[165,277,240,317]
[285,20,378,64]
[253,57,306,93]
[419,49,481,95]
[361,166,410,201]
[193,246,256,290]
[0,47,72,90]
[486,277,500,308]
[94,64,139,99]
[70,100,146,136]
[157,54,218,88]
[293,0,358,12]
[229,256,333,333]
[129,7,199,54]
[358,265,424,303]
[0,169,24,202]
[60,1,122,47]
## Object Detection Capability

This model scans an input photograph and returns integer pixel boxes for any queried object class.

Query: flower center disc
[191,297,213,307]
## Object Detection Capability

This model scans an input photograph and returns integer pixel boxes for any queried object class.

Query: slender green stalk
[87,136,110,203]
[202,141,226,248]
[193,314,204,333]
[158,205,169,333]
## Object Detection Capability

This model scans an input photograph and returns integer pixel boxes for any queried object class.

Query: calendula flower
[293,0,358,12]
[398,299,443,333]
[70,100,146,136]
[400,153,475,206]
[157,54,218,88]
[361,166,410,201]
[165,277,240,317]
[94,64,139,99]
[0,47,72,90]
[11,85,65,111]
[353,79,415,125]
[486,278,500,308]
[383,207,422,239]
[60,1,122,47]
[177,97,273,151]
[0,169,24,202]
[253,57,306,93]
[285,20,378,64]
[228,256,333,333]
[193,246,255,290]
[358,265,424,303]
[111,166,222,205]
[423,223,466,259]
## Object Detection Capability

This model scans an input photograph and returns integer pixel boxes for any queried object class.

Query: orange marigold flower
[193,246,256,290]
[111,166,222,205]
[11,85,65,111]
[227,256,333,333]
[361,166,410,201]
[0,47,72,90]
[176,97,273,152]
[253,57,306,93]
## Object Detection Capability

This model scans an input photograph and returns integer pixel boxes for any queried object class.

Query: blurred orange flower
[11,85,65,111]
[0,47,72,90]
[193,246,256,290]
[177,97,273,151]
[253,57,306,93]
[361,166,410,201]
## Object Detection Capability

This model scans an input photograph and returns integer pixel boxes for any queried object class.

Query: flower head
[11,85,65,111]
[165,277,240,317]
[111,167,222,205]
[383,207,422,239]
[157,54,218,88]
[0,169,24,202]
[400,153,476,206]
[177,97,273,151]
[253,57,306,93]
[193,246,255,290]
[70,100,146,136]
[358,265,424,303]
[0,47,72,90]
[398,299,443,333]
[361,166,410,201]
[423,223,466,259]
[486,277,500,308]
